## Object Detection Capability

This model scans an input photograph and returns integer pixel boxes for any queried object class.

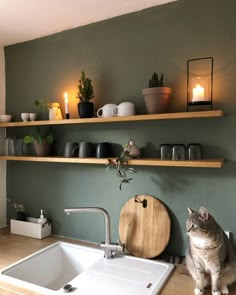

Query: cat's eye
[187,224,199,232]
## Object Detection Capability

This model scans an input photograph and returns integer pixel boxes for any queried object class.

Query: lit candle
[64,92,69,115]
[192,84,205,102]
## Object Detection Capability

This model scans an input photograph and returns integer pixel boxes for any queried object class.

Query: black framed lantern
[187,57,213,111]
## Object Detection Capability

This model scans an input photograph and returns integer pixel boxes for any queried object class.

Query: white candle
[192,84,205,102]
[64,92,69,113]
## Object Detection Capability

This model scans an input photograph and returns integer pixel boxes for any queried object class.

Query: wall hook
[134,196,147,208]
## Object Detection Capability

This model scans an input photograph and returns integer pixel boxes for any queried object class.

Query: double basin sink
[0,241,174,294]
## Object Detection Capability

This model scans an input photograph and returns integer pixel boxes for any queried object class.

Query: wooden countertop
[0,228,236,295]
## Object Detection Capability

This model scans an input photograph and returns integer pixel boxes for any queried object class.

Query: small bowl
[29,113,37,121]
[21,113,30,122]
[0,114,12,123]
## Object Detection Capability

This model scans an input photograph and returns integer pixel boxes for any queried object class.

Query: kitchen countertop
[0,227,236,295]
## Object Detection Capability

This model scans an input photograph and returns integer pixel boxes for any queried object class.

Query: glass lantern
[187,57,213,111]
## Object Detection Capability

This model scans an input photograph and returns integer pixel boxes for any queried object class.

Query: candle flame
[64,92,69,102]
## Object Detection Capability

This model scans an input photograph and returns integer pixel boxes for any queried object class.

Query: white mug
[97,104,117,118]
[112,102,135,117]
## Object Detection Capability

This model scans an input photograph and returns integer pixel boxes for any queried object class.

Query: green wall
[5,0,236,256]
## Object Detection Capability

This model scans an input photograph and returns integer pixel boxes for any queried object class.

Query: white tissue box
[10,217,51,239]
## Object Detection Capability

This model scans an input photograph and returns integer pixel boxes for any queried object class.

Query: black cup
[96,142,111,158]
[78,142,93,158]
[64,142,79,157]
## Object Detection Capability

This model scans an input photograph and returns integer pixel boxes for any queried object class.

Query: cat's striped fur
[186,207,236,295]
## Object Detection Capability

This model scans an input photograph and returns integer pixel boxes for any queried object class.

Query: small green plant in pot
[142,72,172,114]
[77,71,95,118]
[13,202,26,221]
[24,127,54,157]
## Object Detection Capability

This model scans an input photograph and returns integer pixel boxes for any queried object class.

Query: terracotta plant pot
[142,87,172,114]
[33,141,51,157]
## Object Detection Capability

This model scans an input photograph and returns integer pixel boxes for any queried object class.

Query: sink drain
[63,284,73,292]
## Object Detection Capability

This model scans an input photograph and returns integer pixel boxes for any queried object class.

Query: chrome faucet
[64,207,125,258]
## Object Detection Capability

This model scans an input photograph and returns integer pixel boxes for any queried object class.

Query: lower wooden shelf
[0,156,224,168]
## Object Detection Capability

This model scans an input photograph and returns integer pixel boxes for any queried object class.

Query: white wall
[0,46,6,227]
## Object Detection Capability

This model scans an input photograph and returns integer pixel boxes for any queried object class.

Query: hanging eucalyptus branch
[106,145,136,190]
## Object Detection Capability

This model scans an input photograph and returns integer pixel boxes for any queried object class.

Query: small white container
[0,114,12,123]
[10,217,51,239]
[21,113,30,122]
[29,113,37,121]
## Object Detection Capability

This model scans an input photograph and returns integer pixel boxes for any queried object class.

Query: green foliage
[106,144,136,190]
[34,99,51,110]
[23,127,54,145]
[12,202,25,213]
[148,72,164,87]
[7,198,26,220]
[77,71,94,102]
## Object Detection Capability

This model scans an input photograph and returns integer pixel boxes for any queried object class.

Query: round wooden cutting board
[119,195,171,258]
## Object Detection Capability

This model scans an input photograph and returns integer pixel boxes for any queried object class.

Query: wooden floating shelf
[0,110,224,128]
[0,156,224,168]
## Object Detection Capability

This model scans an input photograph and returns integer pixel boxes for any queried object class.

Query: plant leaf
[128,167,136,173]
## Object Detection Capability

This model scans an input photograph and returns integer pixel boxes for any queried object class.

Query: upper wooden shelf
[0,110,224,128]
[0,156,224,168]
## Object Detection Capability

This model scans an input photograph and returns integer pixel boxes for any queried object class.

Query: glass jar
[172,144,186,160]
[160,144,172,160]
[49,103,63,120]
[187,143,202,160]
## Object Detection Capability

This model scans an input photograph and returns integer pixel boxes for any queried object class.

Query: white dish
[0,114,12,122]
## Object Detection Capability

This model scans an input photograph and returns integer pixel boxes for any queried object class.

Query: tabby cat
[186,207,236,295]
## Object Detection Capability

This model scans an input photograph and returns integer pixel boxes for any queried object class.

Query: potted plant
[142,72,172,114]
[77,71,95,118]
[13,202,26,221]
[24,127,54,157]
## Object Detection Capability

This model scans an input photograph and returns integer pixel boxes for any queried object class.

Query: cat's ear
[198,207,209,220]
[187,207,194,215]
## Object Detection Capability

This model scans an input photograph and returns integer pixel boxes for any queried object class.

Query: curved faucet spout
[65,207,123,258]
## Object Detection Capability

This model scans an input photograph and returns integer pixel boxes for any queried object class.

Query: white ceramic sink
[0,241,174,295]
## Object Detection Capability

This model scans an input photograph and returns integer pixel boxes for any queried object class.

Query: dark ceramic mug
[64,142,79,157]
[96,142,111,158]
[78,142,93,158]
